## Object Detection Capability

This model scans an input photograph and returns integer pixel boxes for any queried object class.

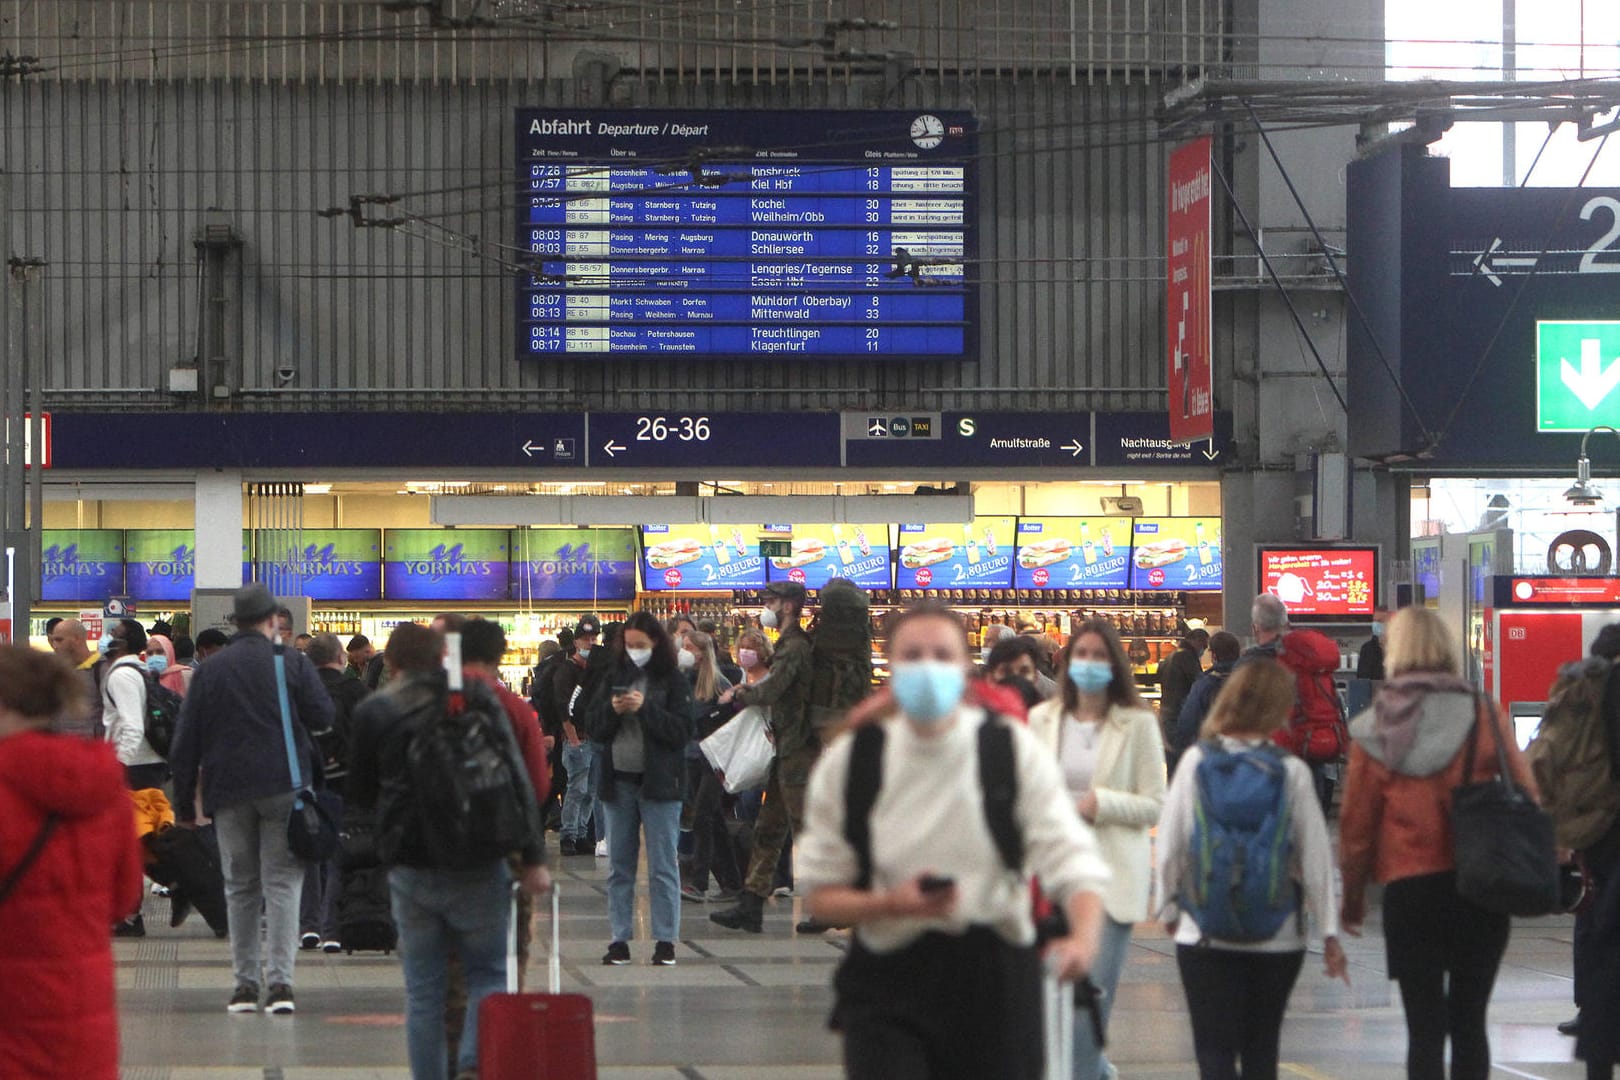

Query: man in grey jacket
[170,583,334,1016]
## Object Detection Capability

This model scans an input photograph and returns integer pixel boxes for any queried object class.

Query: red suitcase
[479,884,598,1080]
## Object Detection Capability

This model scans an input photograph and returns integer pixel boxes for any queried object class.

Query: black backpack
[407,680,534,870]
[140,669,184,760]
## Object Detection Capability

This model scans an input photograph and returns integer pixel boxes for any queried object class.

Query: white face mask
[627,646,653,668]
[760,606,780,629]
[981,645,994,665]
[677,649,697,671]
[576,645,591,660]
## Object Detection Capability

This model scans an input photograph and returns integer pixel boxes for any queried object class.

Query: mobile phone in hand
[918,874,956,895]
[612,685,633,696]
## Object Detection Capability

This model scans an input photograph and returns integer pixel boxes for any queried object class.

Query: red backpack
[1269,629,1348,764]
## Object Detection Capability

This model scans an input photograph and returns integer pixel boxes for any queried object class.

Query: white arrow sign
[1201,439,1220,461]
[1061,439,1084,457]
[520,439,540,458]
[1471,237,1540,288]
[603,440,626,459]
[1561,337,1620,411]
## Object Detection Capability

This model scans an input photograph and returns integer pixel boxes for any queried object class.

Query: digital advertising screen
[516,109,977,361]
[124,530,196,603]
[40,530,123,603]
[511,528,637,601]
[248,530,383,602]
[1258,547,1379,620]
[895,518,1016,591]
[1129,518,1223,591]
[641,525,766,591]
[763,524,892,591]
[1014,518,1131,590]
[383,529,510,601]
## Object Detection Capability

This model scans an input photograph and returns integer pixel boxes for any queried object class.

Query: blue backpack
[1180,741,1301,943]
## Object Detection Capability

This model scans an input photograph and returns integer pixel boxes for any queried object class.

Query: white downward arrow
[1561,338,1620,411]
[1201,439,1220,461]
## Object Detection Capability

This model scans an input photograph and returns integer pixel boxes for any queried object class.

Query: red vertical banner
[1167,136,1214,444]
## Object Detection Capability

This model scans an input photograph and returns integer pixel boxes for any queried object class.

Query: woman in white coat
[1029,617,1167,1080]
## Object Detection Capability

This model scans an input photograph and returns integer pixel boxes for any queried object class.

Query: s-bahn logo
[402,543,495,582]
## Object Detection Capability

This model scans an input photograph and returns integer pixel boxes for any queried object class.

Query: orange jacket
[1340,692,1538,921]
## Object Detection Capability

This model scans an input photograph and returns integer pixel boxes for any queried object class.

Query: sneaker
[772,885,795,899]
[321,940,342,954]
[602,941,631,966]
[227,983,260,1013]
[265,983,296,1015]
[594,839,608,858]
[680,884,707,904]
[652,941,677,966]
[150,882,171,897]
[300,932,321,950]
[113,914,146,938]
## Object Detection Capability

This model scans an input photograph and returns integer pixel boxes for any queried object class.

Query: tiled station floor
[117,844,1592,1080]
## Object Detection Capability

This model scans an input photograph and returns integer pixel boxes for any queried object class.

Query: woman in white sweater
[1029,617,1166,1080]
[798,603,1111,1080]
[1155,658,1348,1080]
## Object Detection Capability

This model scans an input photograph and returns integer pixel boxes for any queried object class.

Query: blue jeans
[603,781,682,945]
[560,741,598,842]
[1074,917,1134,1080]
[389,862,511,1080]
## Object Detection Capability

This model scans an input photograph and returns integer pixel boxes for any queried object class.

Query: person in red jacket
[0,644,144,1080]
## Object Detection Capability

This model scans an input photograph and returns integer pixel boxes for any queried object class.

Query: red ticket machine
[1484,576,1620,744]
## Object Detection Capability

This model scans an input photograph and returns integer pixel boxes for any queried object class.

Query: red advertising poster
[1259,548,1377,618]
[1167,137,1213,445]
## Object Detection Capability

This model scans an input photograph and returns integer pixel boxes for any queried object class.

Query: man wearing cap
[169,583,336,1017]
[555,615,602,856]
[711,581,818,933]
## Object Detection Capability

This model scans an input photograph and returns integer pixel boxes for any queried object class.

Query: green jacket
[734,626,815,757]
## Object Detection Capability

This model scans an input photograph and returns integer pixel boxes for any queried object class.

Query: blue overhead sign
[588,411,842,469]
[1093,411,1231,467]
[844,411,1090,468]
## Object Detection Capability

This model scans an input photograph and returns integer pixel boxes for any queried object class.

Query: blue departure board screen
[514,109,977,361]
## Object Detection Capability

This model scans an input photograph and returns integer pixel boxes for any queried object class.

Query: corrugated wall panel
[18,76,1170,413]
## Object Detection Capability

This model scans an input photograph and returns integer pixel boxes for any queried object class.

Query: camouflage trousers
[743,742,822,899]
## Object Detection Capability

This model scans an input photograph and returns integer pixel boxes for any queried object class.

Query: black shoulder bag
[0,815,60,907]
[1451,695,1560,917]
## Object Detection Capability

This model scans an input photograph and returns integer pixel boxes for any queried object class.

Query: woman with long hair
[799,603,1109,1080]
[1340,607,1538,1080]
[1028,619,1165,1080]
[0,645,144,1079]
[680,631,741,904]
[583,611,694,967]
[735,629,773,685]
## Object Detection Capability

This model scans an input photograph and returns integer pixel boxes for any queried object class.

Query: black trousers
[1577,823,1620,1073]
[1176,946,1304,1080]
[685,763,740,892]
[1383,872,1510,1080]
[836,929,1043,1080]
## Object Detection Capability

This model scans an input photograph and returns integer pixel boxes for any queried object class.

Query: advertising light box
[125,530,197,603]
[40,530,123,603]
[1130,518,1223,591]
[383,530,510,601]
[1258,547,1378,619]
[1014,518,1131,590]
[511,528,636,601]
[895,518,1016,590]
[248,530,382,602]
[763,525,892,591]
[641,525,766,591]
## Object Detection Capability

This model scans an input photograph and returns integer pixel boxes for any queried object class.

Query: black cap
[575,615,602,638]
[1593,623,1620,660]
[765,581,807,603]
[231,583,278,625]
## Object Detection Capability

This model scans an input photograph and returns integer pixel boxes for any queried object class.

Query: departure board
[514,109,977,361]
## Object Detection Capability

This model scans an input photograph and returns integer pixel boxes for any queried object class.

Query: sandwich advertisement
[384,529,511,601]
[763,524,892,591]
[1129,518,1223,590]
[895,517,1016,590]
[124,530,197,603]
[641,524,766,591]
[1014,518,1131,590]
[511,528,636,601]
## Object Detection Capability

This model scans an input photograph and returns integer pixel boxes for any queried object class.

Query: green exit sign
[759,539,793,559]
[1538,320,1620,432]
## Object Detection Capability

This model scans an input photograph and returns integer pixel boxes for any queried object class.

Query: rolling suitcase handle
[506,882,563,995]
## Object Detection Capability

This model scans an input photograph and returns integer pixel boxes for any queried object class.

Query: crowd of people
[1,580,1617,1080]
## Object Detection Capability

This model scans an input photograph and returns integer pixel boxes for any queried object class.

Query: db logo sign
[1032,568,1050,587]
[789,568,807,583]
[915,568,933,588]
[1508,627,1528,641]
[1148,568,1166,587]
[663,568,683,588]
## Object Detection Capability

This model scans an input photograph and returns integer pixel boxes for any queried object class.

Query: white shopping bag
[699,706,774,793]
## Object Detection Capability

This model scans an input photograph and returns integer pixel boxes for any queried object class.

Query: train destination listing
[514,108,978,361]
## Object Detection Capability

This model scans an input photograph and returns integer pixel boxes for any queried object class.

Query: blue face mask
[145,654,169,675]
[1068,657,1114,694]
[1370,622,1385,639]
[97,633,115,657]
[890,661,966,726]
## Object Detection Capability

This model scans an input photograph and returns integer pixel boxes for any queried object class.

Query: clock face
[910,114,945,150]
